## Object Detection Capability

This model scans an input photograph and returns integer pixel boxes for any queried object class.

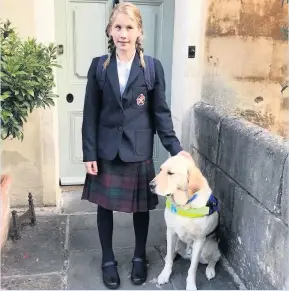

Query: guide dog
[149,155,221,290]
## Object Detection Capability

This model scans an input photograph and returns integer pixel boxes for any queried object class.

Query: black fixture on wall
[188,46,196,58]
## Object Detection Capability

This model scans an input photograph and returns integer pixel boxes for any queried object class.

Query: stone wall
[190,101,289,289]
[202,0,288,137]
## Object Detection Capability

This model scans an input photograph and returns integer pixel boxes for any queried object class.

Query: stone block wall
[190,101,289,289]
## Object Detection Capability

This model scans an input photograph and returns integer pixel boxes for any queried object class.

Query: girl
[81,2,191,289]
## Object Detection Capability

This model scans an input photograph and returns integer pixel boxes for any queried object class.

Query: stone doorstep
[1,175,11,250]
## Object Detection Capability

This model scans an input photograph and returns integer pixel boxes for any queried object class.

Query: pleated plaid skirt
[81,156,158,213]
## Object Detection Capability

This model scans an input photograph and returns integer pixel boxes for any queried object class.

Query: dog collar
[186,192,199,204]
[165,193,219,218]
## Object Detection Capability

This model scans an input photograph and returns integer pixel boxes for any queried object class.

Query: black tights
[97,205,149,263]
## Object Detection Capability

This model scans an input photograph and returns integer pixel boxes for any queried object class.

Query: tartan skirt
[81,156,158,213]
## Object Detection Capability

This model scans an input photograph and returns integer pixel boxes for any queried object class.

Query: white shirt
[116,52,135,96]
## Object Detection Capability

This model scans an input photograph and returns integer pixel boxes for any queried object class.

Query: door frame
[53,0,207,186]
[55,0,70,185]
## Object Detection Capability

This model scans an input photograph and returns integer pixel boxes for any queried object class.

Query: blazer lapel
[106,52,122,108]
[122,53,142,97]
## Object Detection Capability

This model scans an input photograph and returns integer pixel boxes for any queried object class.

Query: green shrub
[0,20,60,141]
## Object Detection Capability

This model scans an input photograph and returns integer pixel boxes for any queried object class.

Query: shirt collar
[116,50,136,68]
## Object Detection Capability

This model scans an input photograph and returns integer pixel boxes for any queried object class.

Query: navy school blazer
[82,52,183,162]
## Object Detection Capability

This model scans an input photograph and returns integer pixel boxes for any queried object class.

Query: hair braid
[103,20,115,69]
[103,36,115,69]
[136,36,145,68]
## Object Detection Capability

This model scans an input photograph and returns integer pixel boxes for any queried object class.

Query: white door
[56,0,175,185]
[56,0,113,185]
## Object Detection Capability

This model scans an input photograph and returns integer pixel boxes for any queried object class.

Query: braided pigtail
[136,36,145,68]
[103,37,115,69]
[103,20,116,69]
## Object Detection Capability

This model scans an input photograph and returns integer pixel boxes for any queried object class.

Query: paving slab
[61,190,99,214]
[69,210,166,251]
[1,215,67,276]
[67,247,172,290]
[158,246,239,290]
[1,274,63,290]
[1,192,241,290]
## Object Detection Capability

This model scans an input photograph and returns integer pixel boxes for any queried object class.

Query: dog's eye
[168,171,174,175]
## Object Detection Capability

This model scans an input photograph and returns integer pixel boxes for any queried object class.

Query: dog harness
[165,193,219,218]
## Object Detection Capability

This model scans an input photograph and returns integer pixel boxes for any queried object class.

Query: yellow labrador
[149,155,221,290]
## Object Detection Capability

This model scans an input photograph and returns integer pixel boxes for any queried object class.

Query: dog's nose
[149,182,156,191]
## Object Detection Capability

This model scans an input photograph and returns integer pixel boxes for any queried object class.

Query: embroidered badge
[136,94,145,106]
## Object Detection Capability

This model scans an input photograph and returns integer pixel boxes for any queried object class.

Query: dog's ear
[188,165,203,194]
[172,189,188,206]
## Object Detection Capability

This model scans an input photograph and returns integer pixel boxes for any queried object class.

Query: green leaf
[27,89,34,97]
[45,98,55,106]
[0,91,11,101]
[1,111,12,123]
[51,63,62,68]
[0,71,8,77]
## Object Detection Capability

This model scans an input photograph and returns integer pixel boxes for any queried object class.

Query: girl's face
[110,12,141,54]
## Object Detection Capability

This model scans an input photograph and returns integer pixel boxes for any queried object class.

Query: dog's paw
[186,276,197,290]
[157,268,172,285]
[205,265,216,281]
[186,283,197,290]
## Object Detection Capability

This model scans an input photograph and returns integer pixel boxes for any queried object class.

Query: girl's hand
[178,150,193,160]
[85,161,98,175]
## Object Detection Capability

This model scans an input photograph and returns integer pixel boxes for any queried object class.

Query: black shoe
[130,257,148,285]
[101,261,120,289]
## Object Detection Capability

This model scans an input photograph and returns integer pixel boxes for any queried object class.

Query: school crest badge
[136,94,145,106]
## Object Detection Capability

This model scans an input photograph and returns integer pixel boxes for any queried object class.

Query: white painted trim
[60,177,85,185]
[33,0,61,205]
[170,0,208,150]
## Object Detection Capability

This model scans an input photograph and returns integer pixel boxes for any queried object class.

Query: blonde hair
[103,2,145,69]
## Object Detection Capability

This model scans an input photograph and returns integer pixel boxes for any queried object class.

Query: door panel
[69,2,108,79]
[57,0,113,185]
